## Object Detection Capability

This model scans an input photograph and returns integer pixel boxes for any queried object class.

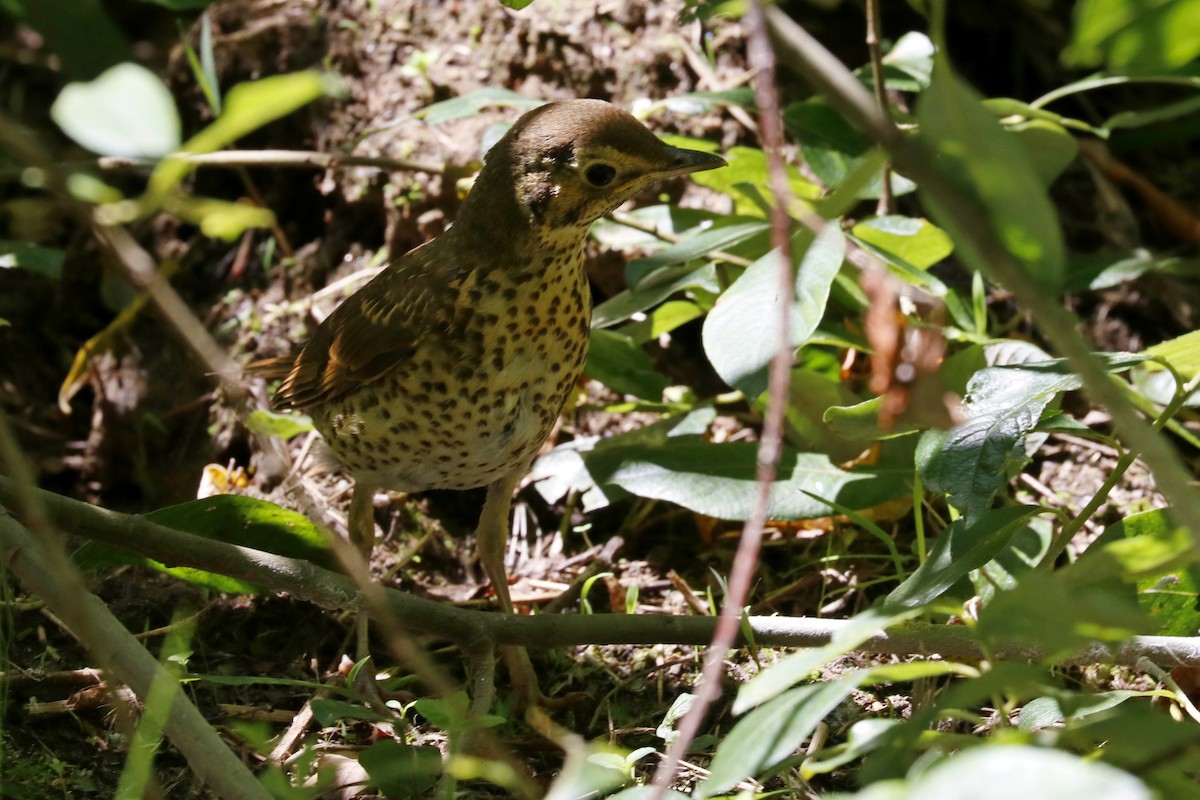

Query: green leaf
[977,571,1147,657]
[246,409,314,440]
[916,352,1142,522]
[688,146,821,214]
[51,63,180,158]
[592,438,909,521]
[617,300,703,344]
[784,102,915,199]
[72,495,336,593]
[887,506,1041,608]
[310,699,391,726]
[666,88,757,112]
[0,241,66,279]
[1018,691,1149,731]
[592,263,721,329]
[825,396,923,442]
[702,225,845,398]
[848,746,1153,799]
[698,681,853,798]
[415,87,543,125]
[1144,329,1200,378]
[148,71,337,200]
[1005,119,1080,187]
[358,741,441,799]
[1066,0,1200,69]
[625,219,770,286]
[917,61,1065,290]
[735,607,922,712]
[169,197,275,241]
[1065,509,1196,587]
[880,32,935,89]
[851,216,953,269]
[585,329,669,400]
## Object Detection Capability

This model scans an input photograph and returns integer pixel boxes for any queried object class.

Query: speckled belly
[316,281,591,491]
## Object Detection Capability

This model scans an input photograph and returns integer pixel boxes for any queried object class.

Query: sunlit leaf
[52,63,180,158]
[917,61,1065,289]
[702,225,845,399]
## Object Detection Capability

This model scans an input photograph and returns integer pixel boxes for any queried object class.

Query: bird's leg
[476,471,546,710]
[347,480,377,660]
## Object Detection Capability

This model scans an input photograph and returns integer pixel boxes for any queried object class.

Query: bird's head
[468,99,726,236]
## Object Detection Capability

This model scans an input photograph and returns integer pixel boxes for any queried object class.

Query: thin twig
[652,0,798,791]
[865,0,893,215]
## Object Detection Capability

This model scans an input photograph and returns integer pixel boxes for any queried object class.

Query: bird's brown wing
[276,241,460,410]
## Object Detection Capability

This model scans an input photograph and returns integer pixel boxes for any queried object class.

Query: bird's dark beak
[659,146,727,178]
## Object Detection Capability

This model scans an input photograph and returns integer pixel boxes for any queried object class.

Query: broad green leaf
[1031,68,1200,110]
[52,63,180,158]
[358,741,441,799]
[688,146,821,214]
[1006,119,1080,187]
[1066,0,1200,69]
[880,32,935,89]
[592,263,721,329]
[977,571,1147,657]
[415,87,542,124]
[969,515,1055,604]
[1065,509,1196,587]
[784,367,870,461]
[698,681,853,799]
[1048,701,1200,796]
[618,300,703,344]
[246,409,313,440]
[72,495,336,593]
[310,699,391,726]
[595,438,908,522]
[736,607,922,712]
[847,746,1152,799]
[916,353,1143,522]
[702,225,845,398]
[917,61,1065,289]
[1144,329,1200,378]
[1018,691,1151,732]
[851,216,953,270]
[624,219,770,286]
[1064,249,1200,291]
[542,745,631,800]
[0,241,66,278]
[784,102,915,199]
[586,329,668,400]
[824,396,923,442]
[916,363,1075,522]
[148,71,337,200]
[887,506,1041,608]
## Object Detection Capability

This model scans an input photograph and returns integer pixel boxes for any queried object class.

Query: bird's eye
[585,163,617,187]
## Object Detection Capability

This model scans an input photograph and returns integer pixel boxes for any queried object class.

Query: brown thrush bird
[275,99,724,699]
